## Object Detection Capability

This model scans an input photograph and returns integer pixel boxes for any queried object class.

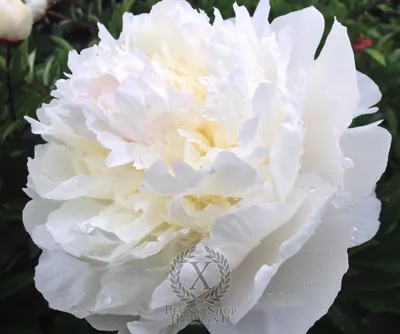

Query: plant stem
[6,46,16,121]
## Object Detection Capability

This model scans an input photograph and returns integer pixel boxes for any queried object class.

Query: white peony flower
[0,0,47,43]
[23,0,391,333]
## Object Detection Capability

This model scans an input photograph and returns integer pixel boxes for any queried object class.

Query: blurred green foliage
[0,0,400,333]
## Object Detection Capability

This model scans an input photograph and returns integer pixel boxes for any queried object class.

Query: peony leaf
[365,48,387,66]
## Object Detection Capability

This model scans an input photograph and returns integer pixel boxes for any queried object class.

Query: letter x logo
[189,261,212,290]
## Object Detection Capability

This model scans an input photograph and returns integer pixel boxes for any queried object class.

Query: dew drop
[104,296,112,305]
[353,226,358,232]
[310,280,315,284]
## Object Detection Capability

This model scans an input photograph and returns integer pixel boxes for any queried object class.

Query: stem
[6,46,16,121]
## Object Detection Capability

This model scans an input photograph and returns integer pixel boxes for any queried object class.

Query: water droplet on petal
[353,226,358,232]
[310,280,315,284]
[104,296,112,305]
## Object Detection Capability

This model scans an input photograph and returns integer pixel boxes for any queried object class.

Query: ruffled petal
[339,122,391,202]
[271,6,324,72]
[206,208,351,334]
[355,71,382,117]
[301,20,359,185]
[35,250,101,318]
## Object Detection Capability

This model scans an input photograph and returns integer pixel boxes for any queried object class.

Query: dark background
[1,0,400,333]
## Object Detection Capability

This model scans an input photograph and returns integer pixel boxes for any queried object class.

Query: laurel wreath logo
[169,245,231,308]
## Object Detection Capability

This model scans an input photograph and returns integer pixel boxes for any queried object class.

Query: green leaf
[1,120,23,141]
[51,36,74,52]
[365,48,387,66]
[0,55,6,72]
[385,109,398,135]
[27,50,36,83]
[18,39,30,71]
[108,0,136,37]
[42,57,56,87]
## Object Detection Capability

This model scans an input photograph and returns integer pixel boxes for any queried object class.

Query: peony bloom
[23,0,391,333]
[0,0,47,43]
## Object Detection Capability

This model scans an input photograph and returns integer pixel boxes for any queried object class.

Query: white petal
[202,151,259,197]
[271,6,324,72]
[86,314,136,331]
[301,20,359,184]
[35,250,101,318]
[233,3,258,46]
[127,320,185,334]
[252,0,271,36]
[339,123,391,201]
[128,199,302,333]
[27,144,117,201]
[270,109,304,200]
[140,160,207,196]
[355,71,382,117]
[23,198,60,233]
[330,193,381,247]
[165,196,226,232]
[23,198,61,251]
[209,175,335,324]
[98,23,115,44]
[206,208,351,334]
[45,199,137,261]
[308,19,359,132]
